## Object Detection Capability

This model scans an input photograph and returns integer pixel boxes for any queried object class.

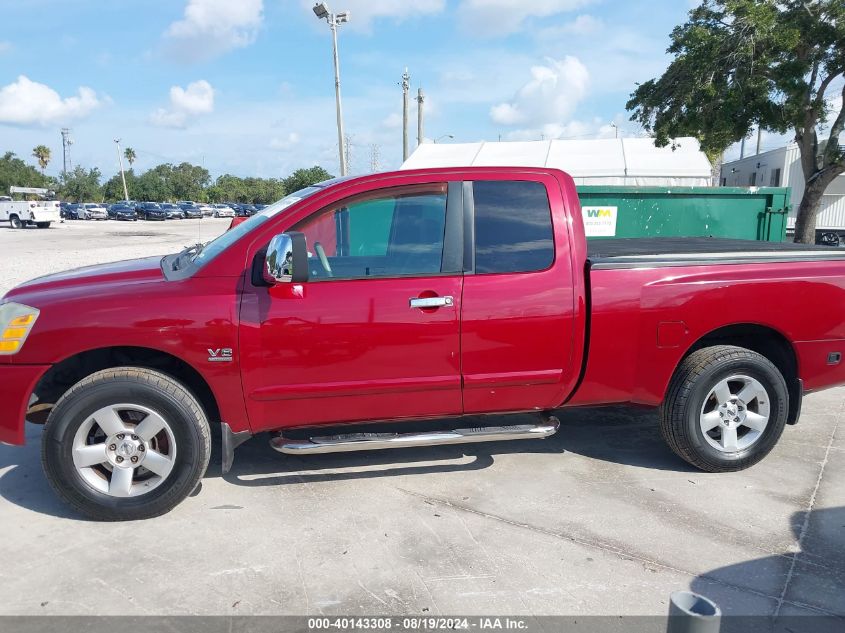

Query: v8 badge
[207,348,233,362]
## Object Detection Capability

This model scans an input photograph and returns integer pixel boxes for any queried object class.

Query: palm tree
[32,145,51,173]
[124,147,136,167]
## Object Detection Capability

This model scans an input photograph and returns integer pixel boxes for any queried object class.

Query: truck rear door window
[472,180,554,274]
[293,183,448,280]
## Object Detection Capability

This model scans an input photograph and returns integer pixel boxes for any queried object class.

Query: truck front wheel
[42,367,211,521]
[660,345,788,472]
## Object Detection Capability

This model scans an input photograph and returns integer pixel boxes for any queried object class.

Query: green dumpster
[576,186,791,242]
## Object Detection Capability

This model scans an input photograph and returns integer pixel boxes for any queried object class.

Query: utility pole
[313,3,350,177]
[416,87,425,147]
[402,68,410,161]
[344,133,352,174]
[60,128,73,177]
[740,136,746,159]
[113,138,129,201]
[369,144,380,173]
[755,126,762,155]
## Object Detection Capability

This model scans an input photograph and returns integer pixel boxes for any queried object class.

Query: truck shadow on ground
[689,507,845,631]
[0,405,695,519]
[212,405,698,486]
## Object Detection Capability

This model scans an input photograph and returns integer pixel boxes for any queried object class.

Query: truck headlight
[0,302,40,354]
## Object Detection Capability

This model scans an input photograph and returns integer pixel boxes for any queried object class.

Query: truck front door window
[293,184,448,280]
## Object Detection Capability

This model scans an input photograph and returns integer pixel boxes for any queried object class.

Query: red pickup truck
[2,167,845,520]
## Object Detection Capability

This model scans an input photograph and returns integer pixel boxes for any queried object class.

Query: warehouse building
[721,142,845,237]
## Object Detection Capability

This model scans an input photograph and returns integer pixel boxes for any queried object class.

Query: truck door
[239,181,465,432]
[460,177,578,413]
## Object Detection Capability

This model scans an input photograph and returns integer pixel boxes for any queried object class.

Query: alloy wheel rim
[71,403,177,498]
[699,374,770,453]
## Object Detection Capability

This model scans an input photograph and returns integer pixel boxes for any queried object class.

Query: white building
[721,143,845,232]
[401,137,713,187]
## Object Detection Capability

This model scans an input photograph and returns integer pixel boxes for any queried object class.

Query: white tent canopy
[401,137,713,187]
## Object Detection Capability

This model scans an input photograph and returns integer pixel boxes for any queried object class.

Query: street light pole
[114,138,129,201]
[314,3,349,177]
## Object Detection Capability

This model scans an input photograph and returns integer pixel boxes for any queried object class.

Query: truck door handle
[409,296,454,309]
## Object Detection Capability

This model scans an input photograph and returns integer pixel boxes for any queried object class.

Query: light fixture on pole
[113,138,129,201]
[433,135,454,144]
[610,122,619,139]
[313,2,350,177]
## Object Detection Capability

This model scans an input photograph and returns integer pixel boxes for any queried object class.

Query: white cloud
[150,80,215,128]
[537,14,603,38]
[0,41,11,54]
[503,117,622,142]
[0,75,101,126]
[302,0,445,31]
[490,56,589,129]
[381,112,402,129]
[459,0,595,37]
[269,132,300,150]
[164,0,263,62]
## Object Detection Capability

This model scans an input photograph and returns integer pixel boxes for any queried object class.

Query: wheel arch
[29,345,221,428]
[680,323,800,424]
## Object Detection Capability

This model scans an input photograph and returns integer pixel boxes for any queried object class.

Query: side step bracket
[270,414,560,455]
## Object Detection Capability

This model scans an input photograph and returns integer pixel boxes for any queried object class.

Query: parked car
[212,204,235,218]
[62,203,83,220]
[108,204,137,221]
[136,202,167,221]
[234,203,257,217]
[196,203,215,217]
[82,203,108,221]
[179,203,203,219]
[160,203,185,220]
[6,167,845,521]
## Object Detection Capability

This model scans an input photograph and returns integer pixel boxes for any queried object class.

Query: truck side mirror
[263,232,309,284]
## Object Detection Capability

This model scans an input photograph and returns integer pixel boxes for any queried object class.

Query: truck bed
[587,237,845,269]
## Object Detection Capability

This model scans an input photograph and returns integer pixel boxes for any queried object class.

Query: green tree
[626,0,845,243]
[59,166,102,202]
[32,145,51,173]
[0,152,51,193]
[103,169,137,201]
[124,147,136,167]
[282,166,334,194]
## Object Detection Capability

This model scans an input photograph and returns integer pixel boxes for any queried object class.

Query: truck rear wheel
[35,222,51,229]
[660,345,788,472]
[9,214,22,229]
[42,367,211,521]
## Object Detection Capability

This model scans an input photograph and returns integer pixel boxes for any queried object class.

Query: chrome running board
[270,415,560,455]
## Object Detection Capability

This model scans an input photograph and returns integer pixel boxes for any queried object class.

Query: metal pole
[755,125,762,155]
[417,88,425,147]
[330,16,347,177]
[402,68,410,161]
[740,136,746,159]
[114,139,129,201]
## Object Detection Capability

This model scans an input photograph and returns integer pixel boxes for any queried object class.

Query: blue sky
[0,0,705,180]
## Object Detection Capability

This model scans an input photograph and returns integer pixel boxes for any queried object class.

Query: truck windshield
[190,184,326,267]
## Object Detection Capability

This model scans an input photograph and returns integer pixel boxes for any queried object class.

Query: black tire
[42,367,211,521]
[35,222,51,229]
[660,345,788,472]
[9,214,22,229]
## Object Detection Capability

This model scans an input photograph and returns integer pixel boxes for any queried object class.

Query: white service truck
[0,186,61,229]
